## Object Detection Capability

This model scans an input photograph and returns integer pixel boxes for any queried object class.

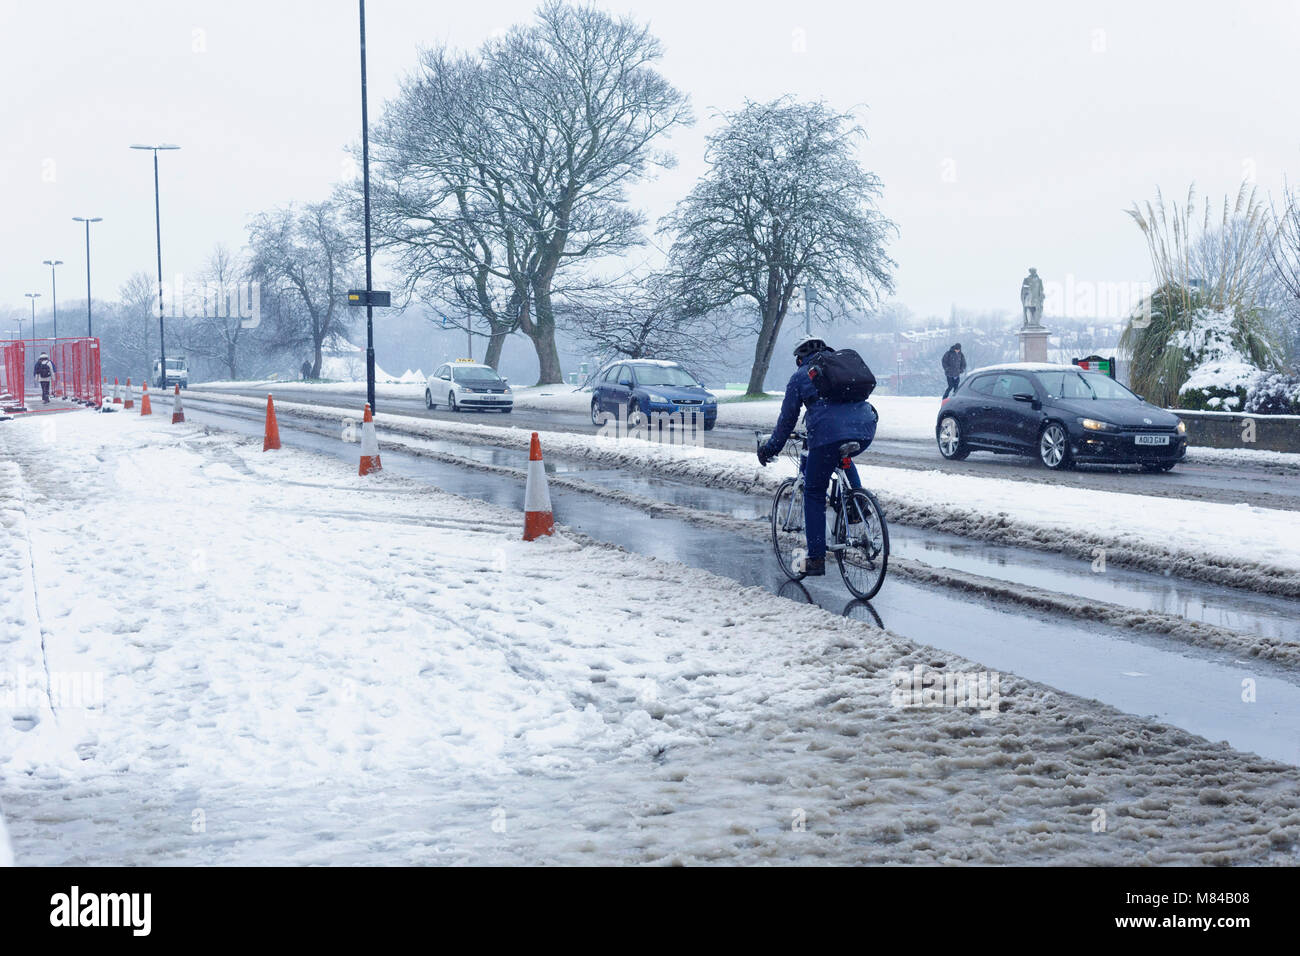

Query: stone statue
[1021,268,1044,327]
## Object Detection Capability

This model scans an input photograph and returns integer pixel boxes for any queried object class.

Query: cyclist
[757,336,877,576]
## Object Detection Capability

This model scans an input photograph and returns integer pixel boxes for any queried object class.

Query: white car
[425,361,513,413]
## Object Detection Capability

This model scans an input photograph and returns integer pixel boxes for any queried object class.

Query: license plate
[1134,434,1170,446]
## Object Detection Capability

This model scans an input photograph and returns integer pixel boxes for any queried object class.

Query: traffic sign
[347,290,391,308]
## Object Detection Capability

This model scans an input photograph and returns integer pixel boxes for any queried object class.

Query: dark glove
[757,445,774,467]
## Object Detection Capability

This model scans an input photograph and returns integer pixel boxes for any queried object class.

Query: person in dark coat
[941,343,966,398]
[33,352,55,404]
[758,337,878,576]
[301,359,312,381]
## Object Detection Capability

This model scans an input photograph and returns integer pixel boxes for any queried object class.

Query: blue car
[589,360,718,430]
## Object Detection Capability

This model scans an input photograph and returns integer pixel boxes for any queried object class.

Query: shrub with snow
[1175,308,1264,410]
[1244,372,1300,415]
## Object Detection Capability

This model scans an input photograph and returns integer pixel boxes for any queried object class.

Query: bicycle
[759,429,890,599]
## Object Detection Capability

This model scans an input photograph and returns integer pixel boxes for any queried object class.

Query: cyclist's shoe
[847,505,864,525]
[803,557,826,576]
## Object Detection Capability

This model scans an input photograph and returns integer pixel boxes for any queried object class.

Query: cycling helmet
[792,336,829,361]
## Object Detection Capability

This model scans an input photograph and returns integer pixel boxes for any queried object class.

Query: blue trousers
[804,443,864,560]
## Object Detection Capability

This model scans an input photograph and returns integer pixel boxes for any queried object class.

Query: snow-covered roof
[972,362,1084,373]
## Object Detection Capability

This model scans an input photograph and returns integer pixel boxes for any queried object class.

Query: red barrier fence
[1,340,25,407]
[0,337,102,409]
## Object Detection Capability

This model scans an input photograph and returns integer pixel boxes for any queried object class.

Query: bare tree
[559,275,721,373]
[366,2,690,383]
[1269,183,1300,364]
[248,202,356,378]
[366,48,535,370]
[177,245,258,380]
[661,98,897,395]
[101,271,157,381]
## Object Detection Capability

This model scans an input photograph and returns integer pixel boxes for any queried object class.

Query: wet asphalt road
[188,384,1300,511]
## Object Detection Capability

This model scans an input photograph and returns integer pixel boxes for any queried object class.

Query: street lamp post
[131,144,180,386]
[23,292,41,340]
[358,0,377,414]
[42,259,62,341]
[72,217,103,336]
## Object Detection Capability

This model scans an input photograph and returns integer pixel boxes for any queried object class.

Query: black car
[935,363,1187,471]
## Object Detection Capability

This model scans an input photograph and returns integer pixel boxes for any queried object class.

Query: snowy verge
[181,392,1300,598]
[2,411,1299,864]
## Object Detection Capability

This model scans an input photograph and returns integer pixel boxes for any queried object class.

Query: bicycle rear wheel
[835,488,889,599]
[770,477,806,580]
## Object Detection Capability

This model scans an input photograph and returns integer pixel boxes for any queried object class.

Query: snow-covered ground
[3,410,1298,864]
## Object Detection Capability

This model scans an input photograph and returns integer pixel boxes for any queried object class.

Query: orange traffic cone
[140,382,152,416]
[123,379,135,409]
[171,383,185,423]
[523,432,555,541]
[263,394,281,451]
[112,378,122,404]
[358,403,381,475]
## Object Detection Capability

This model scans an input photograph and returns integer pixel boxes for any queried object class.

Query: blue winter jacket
[763,359,878,454]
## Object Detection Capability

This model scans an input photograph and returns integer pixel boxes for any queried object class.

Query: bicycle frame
[778,437,855,551]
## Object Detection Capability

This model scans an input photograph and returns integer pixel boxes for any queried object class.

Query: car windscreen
[1036,371,1135,401]
[166,360,185,369]
[630,365,699,387]
[453,366,502,383]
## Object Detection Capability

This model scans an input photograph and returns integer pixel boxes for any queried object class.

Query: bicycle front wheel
[770,477,806,580]
[835,488,889,599]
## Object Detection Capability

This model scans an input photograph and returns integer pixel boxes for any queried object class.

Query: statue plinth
[1018,325,1052,363]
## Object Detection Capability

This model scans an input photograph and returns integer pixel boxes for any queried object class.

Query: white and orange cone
[263,394,281,451]
[123,378,135,409]
[171,383,185,423]
[140,382,152,416]
[358,403,381,475]
[523,432,554,541]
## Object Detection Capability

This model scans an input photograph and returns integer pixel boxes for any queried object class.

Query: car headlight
[1176,420,1186,434]
[1079,418,1116,431]
[704,395,717,404]
[647,393,668,403]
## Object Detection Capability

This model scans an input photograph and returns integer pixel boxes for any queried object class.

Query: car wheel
[449,392,459,412]
[1142,462,1175,473]
[425,389,435,409]
[937,415,970,460]
[590,397,603,426]
[500,407,512,414]
[1038,422,1072,470]
[704,418,715,431]
[627,399,646,429]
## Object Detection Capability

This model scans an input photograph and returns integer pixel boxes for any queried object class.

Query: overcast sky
[4,0,1298,330]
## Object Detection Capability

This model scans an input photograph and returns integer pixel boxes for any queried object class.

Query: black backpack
[806,349,876,403]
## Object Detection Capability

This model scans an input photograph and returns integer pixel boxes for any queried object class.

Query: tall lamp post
[42,259,62,341]
[23,292,41,340]
[72,217,103,336]
[130,144,180,386]
[358,0,377,414]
